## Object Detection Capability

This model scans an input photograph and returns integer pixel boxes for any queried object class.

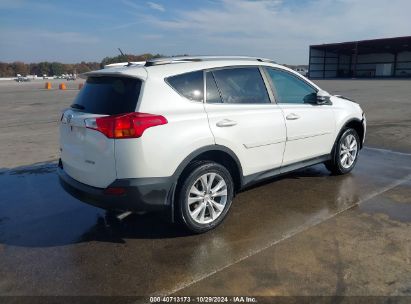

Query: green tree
[0,53,177,77]
[13,61,29,76]
[29,63,39,76]
[100,53,164,68]
[0,63,12,77]
[75,61,91,74]
[51,62,65,76]
[38,62,51,76]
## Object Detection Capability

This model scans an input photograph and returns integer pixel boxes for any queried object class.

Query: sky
[0,0,410,64]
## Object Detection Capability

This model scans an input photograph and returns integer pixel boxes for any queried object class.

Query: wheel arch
[168,145,243,223]
[325,118,363,175]
[334,118,364,152]
[172,145,243,192]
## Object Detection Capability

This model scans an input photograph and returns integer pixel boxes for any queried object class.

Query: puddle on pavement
[0,161,190,247]
[0,148,410,248]
[9,163,57,175]
[0,148,410,295]
[360,197,411,223]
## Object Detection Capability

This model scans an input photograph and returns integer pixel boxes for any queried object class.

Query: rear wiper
[71,103,85,110]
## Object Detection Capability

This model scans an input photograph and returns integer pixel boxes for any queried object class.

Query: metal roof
[310,36,411,55]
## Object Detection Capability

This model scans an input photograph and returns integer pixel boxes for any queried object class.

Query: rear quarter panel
[114,76,214,178]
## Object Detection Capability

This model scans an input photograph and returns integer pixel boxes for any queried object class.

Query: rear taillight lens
[104,187,126,195]
[85,112,167,139]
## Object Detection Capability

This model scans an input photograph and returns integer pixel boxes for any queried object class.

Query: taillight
[104,187,126,195]
[85,112,167,139]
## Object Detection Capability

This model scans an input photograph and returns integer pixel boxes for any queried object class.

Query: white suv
[58,56,366,233]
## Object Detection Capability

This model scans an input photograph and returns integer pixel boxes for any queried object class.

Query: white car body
[58,56,366,231]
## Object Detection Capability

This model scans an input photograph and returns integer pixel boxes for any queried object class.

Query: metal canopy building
[308,36,411,78]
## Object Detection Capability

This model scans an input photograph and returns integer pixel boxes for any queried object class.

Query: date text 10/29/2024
[150,296,257,303]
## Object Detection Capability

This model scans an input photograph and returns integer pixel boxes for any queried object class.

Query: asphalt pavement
[0,79,410,300]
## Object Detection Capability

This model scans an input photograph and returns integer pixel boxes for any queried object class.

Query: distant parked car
[58,56,366,233]
[15,76,30,82]
[294,67,308,76]
[66,75,77,81]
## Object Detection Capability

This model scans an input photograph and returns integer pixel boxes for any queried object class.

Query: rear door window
[210,67,270,104]
[71,76,142,115]
[166,71,204,101]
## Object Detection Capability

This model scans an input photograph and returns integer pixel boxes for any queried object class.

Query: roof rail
[104,61,146,69]
[144,56,276,66]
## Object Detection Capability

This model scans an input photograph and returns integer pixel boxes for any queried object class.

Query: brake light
[104,187,126,195]
[85,112,167,139]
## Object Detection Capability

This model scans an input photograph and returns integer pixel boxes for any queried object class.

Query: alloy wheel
[339,133,358,169]
[187,173,228,224]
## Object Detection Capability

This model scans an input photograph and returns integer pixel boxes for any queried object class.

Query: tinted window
[72,76,141,115]
[211,68,270,104]
[266,68,317,104]
[167,71,204,101]
[206,72,222,103]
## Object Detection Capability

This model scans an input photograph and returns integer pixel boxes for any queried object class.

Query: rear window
[71,76,142,115]
[166,71,204,102]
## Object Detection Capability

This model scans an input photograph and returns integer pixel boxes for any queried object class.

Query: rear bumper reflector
[104,187,126,195]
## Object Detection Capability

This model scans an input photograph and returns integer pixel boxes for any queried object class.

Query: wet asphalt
[0,80,411,298]
[0,147,410,296]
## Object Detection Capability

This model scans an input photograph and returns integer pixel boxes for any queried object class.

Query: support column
[336,53,340,77]
[393,52,398,77]
[308,47,312,78]
[353,42,358,78]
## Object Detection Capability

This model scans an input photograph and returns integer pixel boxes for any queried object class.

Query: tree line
[0,53,164,77]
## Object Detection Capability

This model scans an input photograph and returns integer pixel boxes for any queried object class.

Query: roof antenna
[118,48,132,67]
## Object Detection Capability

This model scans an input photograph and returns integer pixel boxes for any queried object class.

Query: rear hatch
[60,76,142,188]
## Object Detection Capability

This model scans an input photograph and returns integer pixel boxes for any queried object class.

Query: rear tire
[177,161,234,233]
[325,128,360,175]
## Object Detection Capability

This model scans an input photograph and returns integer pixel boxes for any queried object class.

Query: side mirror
[316,90,332,105]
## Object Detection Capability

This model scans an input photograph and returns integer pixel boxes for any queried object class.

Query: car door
[264,67,336,166]
[204,66,286,177]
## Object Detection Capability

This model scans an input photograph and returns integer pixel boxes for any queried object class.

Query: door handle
[216,119,237,127]
[286,113,300,120]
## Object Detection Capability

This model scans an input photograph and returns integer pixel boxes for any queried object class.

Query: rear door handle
[286,113,300,120]
[216,119,237,127]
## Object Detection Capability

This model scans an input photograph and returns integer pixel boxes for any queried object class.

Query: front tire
[325,128,360,175]
[177,161,234,233]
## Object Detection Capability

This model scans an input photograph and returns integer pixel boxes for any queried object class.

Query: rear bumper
[58,161,174,212]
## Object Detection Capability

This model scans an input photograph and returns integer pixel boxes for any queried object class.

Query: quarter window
[210,67,270,104]
[167,71,204,101]
[266,68,317,104]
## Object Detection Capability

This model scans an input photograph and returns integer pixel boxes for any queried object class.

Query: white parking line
[153,173,411,297]
[364,146,411,156]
